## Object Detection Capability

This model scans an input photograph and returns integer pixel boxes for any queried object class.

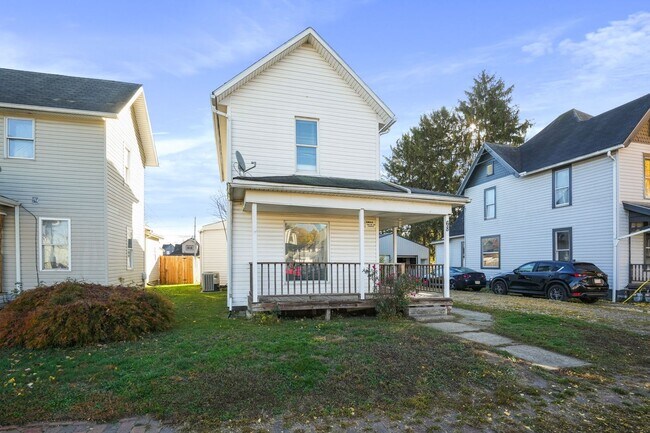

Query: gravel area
[452,290,650,334]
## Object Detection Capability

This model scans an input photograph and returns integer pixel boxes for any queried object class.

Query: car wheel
[450,280,456,290]
[492,280,508,295]
[547,284,568,301]
[580,298,598,304]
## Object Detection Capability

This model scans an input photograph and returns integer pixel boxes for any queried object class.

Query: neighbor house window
[6,118,35,159]
[481,235,500,269]
[285,222,328,280]
[486,161,494,176]
[484,187,496,220]
[553,166,571,207]
[296,119,317,172]
[40,218,70,271]
[124,147,131,182]
[643,155,650,198]
[127,227,134,269]
[645,233,650,265]
[553,228,572,261]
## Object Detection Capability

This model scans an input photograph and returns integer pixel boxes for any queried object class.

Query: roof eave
[0,102,118,118]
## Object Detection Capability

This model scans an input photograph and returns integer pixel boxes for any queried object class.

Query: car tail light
[463,274,471,279]
[573,273,586,278]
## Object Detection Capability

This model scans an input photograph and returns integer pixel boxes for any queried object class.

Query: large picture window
[553,166,571,207]
[644,155,650,198]
[6,118,35,159]
[40,218,71,271]
[481,235,500,269]
[285,222,328,280]
[296,119,318,172]
[484,187,496,220]
[553,228,572,261]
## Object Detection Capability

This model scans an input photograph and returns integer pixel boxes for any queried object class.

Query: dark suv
[490,261,609,303]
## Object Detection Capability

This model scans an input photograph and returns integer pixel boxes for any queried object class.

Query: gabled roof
[0,68,158,167]
[211,27,395,127]
[459,94,650,193]
[0,68,140,116]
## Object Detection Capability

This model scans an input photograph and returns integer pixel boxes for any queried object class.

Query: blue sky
[2,1,649,242]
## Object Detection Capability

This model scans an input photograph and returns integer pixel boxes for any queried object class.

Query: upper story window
[486,161,494,176]
[296,119,318,172]
[6,118,35,159]
[553,166,571,207]
[643,155,650,198]
[40,218,71,271]
[484,187,496,220]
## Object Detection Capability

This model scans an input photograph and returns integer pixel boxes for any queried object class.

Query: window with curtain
[40,219,70,270]
[7,118,35,159]
[553,228,572,261]
[296,119,317,172]
[553,167,571,207]
[481,235,500,269]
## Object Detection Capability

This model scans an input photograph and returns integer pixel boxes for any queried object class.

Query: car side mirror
[513,269,520,274]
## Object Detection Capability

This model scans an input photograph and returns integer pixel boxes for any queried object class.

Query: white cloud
[154,130,215,157]
[522,37,554,58]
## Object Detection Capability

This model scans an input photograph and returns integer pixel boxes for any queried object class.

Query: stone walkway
[424,308,590,370]
[0,416,174,433]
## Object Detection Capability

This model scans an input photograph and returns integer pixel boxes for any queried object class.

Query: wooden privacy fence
[160,256,194,285]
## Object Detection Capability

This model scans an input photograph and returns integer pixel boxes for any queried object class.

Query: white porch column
[359,208,365,299]
[443,214,450,298]
[251,202,258,303]
[392,226,398,264]
[15,206,22,291]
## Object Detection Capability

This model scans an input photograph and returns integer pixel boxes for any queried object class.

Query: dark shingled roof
[233,175,464,199]
[486,94,650,173]
[0,68,141,114]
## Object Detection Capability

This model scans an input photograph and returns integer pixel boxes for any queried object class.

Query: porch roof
[623,202,650,218]
[0,195,19,207]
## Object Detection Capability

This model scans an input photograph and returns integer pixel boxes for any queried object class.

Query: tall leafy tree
[384,71,531,251]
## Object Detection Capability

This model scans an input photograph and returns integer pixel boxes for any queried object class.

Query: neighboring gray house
[0,68,158,293]
[458,94,650,299]
[433,211,464,267]
[379,233,429,264]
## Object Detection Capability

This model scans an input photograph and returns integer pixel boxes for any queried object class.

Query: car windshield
[451,267,476,273]
[573,263,602,273]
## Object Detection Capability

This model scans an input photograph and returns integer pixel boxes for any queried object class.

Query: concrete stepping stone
[424,322,481,333]
[502,344,590,369]
[452,308,493,323]
[456,332,514,346]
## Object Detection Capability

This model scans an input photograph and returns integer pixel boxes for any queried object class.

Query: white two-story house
[211,28,468,312]
[456,94,650,299]
[0,68,158,295]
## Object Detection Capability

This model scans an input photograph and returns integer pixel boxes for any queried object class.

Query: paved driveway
[451,290,650,334]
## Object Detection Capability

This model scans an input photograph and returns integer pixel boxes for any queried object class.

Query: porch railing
[629,264,650,283]
[249,262,445,299]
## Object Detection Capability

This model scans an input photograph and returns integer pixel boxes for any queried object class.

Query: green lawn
[0,285,523,428]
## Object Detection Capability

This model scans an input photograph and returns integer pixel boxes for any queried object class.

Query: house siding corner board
[617,142,650,286]
[105,107,146,285]
[231,204,378,307]
[0,111,107,289]
[465,155,613,280]
[228,45,381,180]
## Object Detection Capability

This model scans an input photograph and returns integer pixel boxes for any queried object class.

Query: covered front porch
[623,202,650,289]
[229,176,469,314]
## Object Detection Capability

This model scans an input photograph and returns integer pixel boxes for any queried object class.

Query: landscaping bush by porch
[0,281,174,349]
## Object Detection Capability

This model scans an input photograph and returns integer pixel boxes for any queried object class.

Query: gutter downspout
[14,206,22,292]
[607,150,618,302]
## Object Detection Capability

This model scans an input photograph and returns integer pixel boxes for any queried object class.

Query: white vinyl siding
[0,111,107,289]
[465,154,613,280]
[200,223,229,285]
[227,44,381,180]
[433,237,464,267]
[230,205,378,307]
[105,106,146,285]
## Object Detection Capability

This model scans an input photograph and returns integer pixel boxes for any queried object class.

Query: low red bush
[0,281,174,349]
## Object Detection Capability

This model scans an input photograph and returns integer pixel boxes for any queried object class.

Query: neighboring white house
[211,28,468,311]
[145,227,164,285]
[379,233,429,264]
[433,211,465,267]
[457,94,650,299]
[200,221,228,286]
[0,68,158,293]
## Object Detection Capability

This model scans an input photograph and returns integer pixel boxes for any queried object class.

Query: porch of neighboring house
[623,202,650,292]
[232,179,467,316]
[0,195,21,302]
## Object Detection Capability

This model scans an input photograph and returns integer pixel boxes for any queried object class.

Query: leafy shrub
[367,267,418,318]
[0,281,174,349]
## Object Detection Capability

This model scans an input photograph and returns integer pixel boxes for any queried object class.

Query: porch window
[481,235,500,269]
[6,118,35,159]
[484,187,496,220]
[40,218,71,271]
[644,156,650,198]
[285,222,328,280]
[296,119,318,172]
[553,228,572,261]
[553,166,571,207]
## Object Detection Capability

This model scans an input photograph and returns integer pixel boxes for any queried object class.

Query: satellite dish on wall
[235,150,257,176]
